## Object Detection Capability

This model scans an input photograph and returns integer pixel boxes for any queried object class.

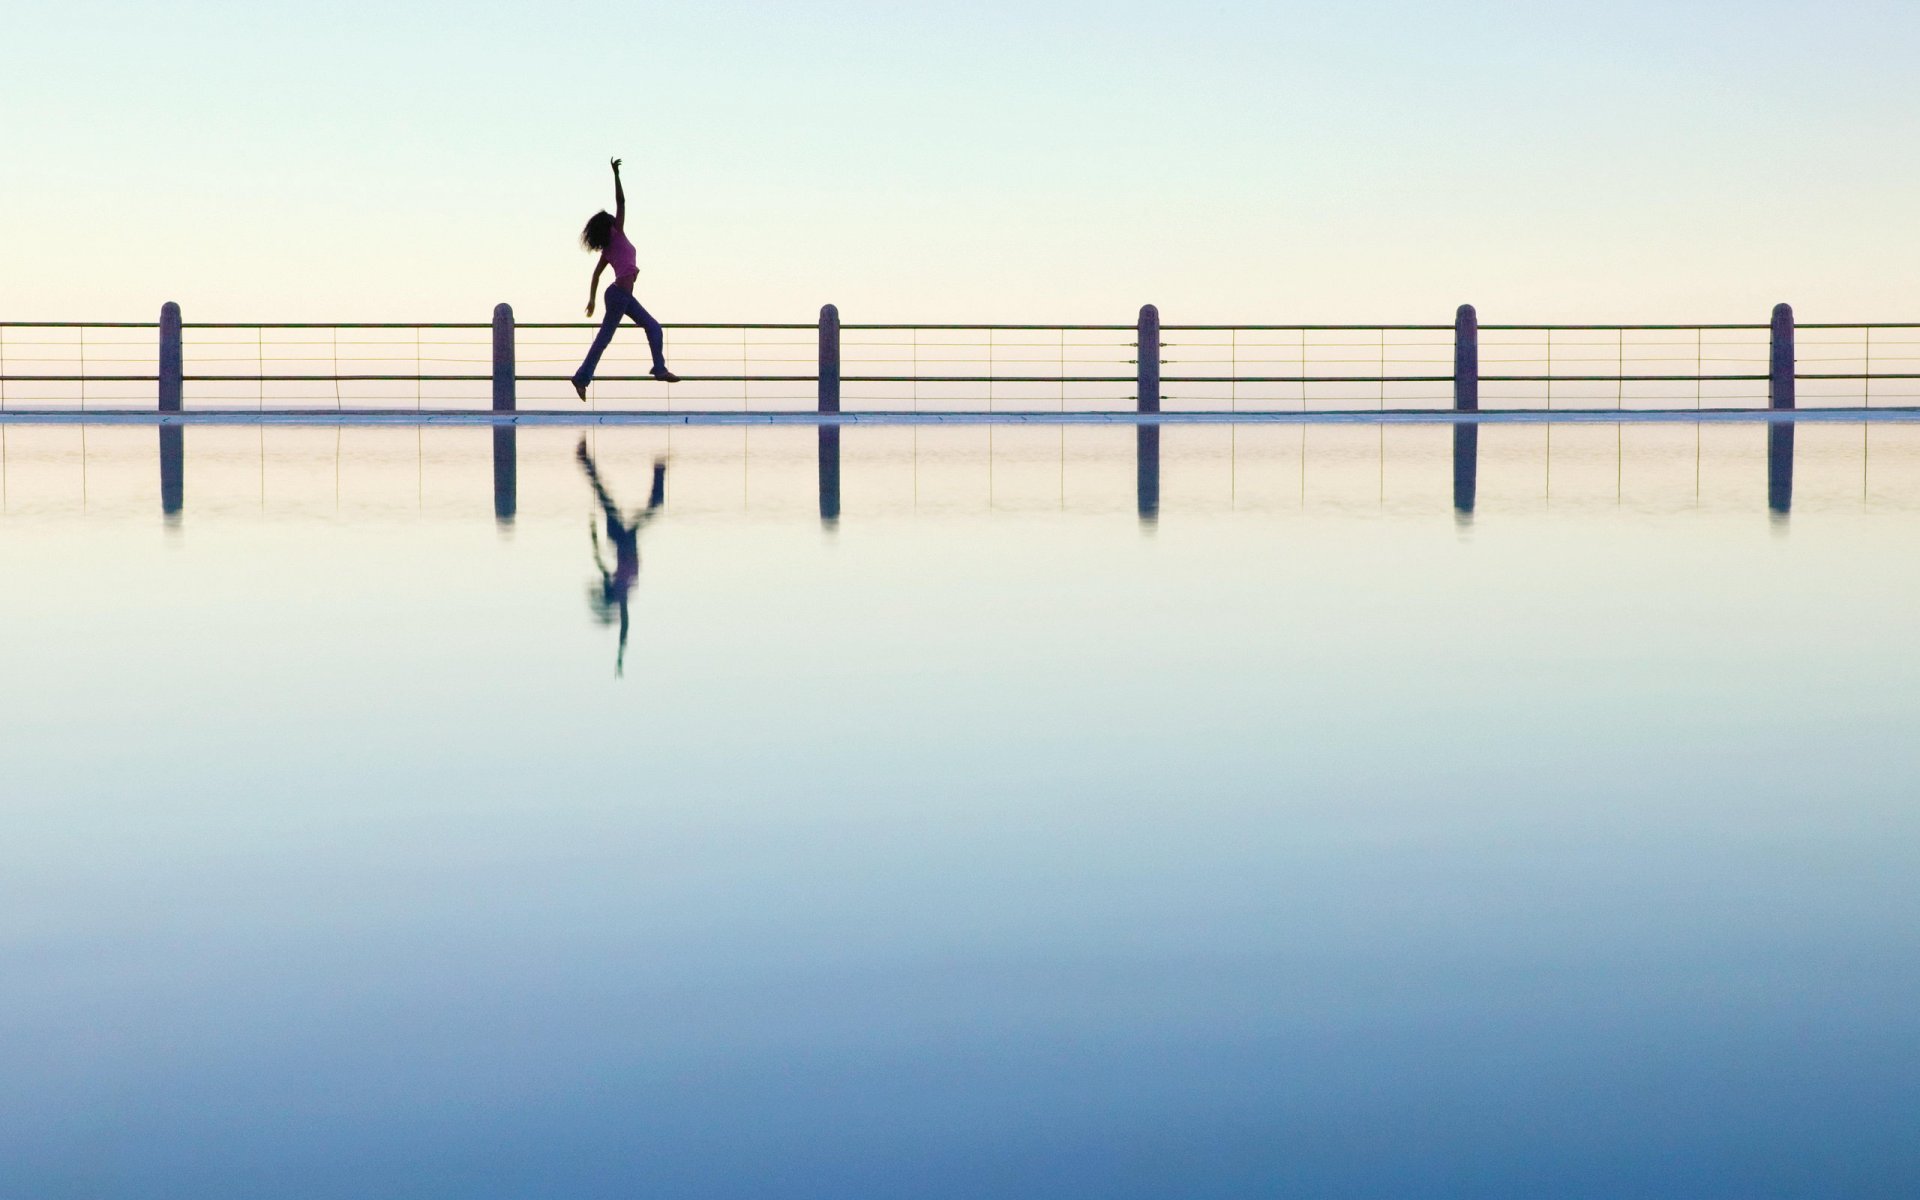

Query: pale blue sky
[4,0,1918,321]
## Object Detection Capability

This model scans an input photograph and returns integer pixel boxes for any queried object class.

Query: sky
[3,0,1919,323]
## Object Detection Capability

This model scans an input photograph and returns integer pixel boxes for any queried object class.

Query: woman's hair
[581,210,615,252]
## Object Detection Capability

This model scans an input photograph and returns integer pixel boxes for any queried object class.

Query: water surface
[3,421,1918,1198]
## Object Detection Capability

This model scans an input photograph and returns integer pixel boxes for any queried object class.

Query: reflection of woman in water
[576,438,666,676]
[572,157,680,401]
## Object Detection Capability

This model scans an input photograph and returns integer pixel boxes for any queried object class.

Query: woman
[572,157,680,399]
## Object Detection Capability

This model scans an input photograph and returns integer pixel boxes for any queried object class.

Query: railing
[3,305,1919,413]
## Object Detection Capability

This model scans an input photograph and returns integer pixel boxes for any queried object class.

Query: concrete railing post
[492,303,516,412]
[1453,303,1478,412]
[1136,304,1161,414]
[1769,302,1795,410]
[818,304,840,414]
[159,301,183,412]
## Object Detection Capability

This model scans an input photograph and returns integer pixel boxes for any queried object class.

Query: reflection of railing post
[1768,422,1794,517]
[159,424,184,520]
[1452,422,1478,520]
[1769,303,1795,410]
[1453,304,1478,412]
[818,304,840,414]
[1136,304,1160,414]
[818,426,841,526]
[159,302,183,412]
[492,426,517,527]
[1136,425,1160,524]
[492,303,515,412]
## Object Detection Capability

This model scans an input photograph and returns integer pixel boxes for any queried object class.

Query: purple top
[605,225,639,281]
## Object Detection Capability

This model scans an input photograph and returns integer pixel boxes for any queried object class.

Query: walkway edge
[2,407,1918,427]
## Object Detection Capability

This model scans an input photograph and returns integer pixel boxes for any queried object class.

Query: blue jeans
[574,284,666,386]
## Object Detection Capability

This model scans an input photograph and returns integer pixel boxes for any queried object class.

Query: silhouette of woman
[572,157,680,400]
[576,438,666,676]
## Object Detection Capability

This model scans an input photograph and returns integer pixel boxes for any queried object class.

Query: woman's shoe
[572,380,589,402]
[651,366,681,384]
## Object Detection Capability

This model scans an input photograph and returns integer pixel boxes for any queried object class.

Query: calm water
[3,421,1919,1198]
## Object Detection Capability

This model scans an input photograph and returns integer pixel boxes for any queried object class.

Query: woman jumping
[573,157,679,399]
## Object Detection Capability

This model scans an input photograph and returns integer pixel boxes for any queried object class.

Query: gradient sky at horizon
[3,0,1919,322]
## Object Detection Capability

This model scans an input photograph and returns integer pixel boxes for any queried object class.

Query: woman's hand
[610,157,622,175]
[586,301,596,317]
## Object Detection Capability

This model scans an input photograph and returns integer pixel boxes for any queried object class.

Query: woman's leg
[616,291,669,374]
[572,287,626,389]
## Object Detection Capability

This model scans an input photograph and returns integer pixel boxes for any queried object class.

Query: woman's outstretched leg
[617,292,676,380]
[571,290,626,400]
